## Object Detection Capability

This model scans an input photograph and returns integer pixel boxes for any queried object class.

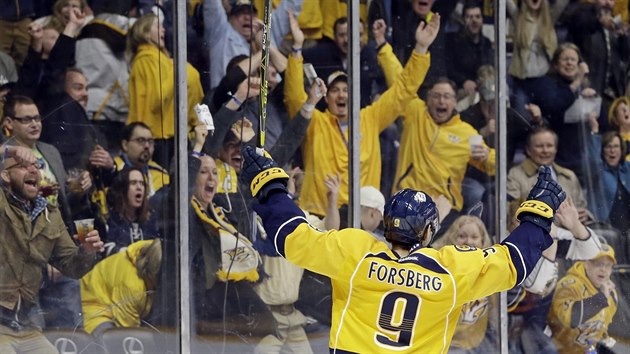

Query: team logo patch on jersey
[448,134,461,143]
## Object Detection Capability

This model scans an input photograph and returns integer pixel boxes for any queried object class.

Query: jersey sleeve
[253,191,382,279]
[433,221,553,303]
[432,244,519,303]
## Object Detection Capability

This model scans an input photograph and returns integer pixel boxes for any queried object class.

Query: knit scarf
[191,197,260,282]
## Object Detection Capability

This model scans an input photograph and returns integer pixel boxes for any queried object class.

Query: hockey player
[240,146,566,353]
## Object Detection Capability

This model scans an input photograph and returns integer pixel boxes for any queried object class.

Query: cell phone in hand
[304,63,318,86]
[303,63,321,97]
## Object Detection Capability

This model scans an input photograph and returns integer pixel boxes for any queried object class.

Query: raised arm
[365,14,441,131]
[270,0,303,47]
[203,0,230,43]
[269,77,325,165]
[283,10,308,117]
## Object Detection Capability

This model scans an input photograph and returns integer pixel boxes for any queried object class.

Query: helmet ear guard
[383,189,440,248]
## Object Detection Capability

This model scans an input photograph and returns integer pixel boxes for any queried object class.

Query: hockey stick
[258,0,273,149]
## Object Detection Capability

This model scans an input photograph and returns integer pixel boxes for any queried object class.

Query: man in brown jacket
[0,145,104,353]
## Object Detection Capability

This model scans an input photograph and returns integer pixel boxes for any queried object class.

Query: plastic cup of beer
[67,169,83,194]
[469,134,483,149]
[74,218,94,243]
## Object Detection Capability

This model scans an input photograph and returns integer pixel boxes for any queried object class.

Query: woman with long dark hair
[101,167,159,256]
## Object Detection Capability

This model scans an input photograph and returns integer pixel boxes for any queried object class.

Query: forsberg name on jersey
[367,261,443,291]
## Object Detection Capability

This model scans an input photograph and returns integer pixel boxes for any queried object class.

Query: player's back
[328,245,462,353]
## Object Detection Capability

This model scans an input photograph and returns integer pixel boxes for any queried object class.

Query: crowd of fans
[0,0,629,353]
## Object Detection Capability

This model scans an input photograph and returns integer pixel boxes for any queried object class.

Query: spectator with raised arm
[507,195,604,354]
[303,16,385,108]
[284,10,440,217]
[517,43,593,182]
[378,55,495,234]
[203,0,302,89]
[21,7,104,171]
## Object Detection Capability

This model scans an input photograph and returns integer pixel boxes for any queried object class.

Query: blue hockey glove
[515,166,566,232]
[241,146,289,201]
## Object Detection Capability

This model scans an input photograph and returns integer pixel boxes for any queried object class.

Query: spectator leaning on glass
[81,239,162,340]
[0,144,104,353]
[283,11,441,217]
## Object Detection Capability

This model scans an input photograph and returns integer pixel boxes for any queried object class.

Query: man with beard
[3,94,95,329]
[378,53,496,234]
[2,95,92,225]
[0,144,104,353]
[88,122,169,220]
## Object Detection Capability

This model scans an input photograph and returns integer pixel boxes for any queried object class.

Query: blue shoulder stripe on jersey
[253,191,307,258]
[501,221,553,286]
[365,251,449,274]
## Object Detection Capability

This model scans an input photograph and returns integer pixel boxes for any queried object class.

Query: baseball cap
[478,80,495,101]
[360,186,385,215]
[229,0,257,17]
[592,244,617,264]
[230,118,255,143]
[326,71,348,87]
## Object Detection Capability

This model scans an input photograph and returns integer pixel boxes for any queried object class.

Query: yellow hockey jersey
[283,44,428,216]
[253,189,552,353]
[377,45,495,211]
[547,262,618,354]
[284,225,522,353]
